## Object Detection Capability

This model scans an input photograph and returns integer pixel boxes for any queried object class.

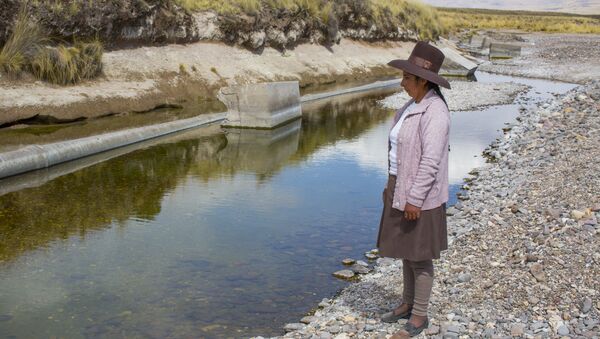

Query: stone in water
[333,270,355,280]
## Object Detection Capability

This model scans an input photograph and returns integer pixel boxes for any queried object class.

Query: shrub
[30,41,103,85]
[0,5,47,75]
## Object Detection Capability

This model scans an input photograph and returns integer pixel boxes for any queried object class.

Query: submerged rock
[332,270,355,280]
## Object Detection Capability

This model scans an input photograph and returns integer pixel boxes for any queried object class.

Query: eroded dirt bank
[0,39,413,126]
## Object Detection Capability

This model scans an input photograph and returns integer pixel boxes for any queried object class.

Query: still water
[0,73,576,338]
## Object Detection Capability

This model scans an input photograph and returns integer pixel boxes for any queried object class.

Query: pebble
[301,316,316,324]
[457,273,472,283]
[557,324,570,335]
[355,260,369,267]
[341,258,355,266]
[426,325,441,335]
[364,253,378,260]
[571,210,586,220]
[284,323,306,332]
[318,298,330,308]
[582,297,593,313]
[529,263,546,282]
[332,270,355,280]
[350,264,370,274]
[511,323,525,336]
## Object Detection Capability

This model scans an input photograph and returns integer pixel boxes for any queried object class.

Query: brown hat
[387,41,451,89]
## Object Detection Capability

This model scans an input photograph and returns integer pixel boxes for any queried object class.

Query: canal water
[0,73,576,338]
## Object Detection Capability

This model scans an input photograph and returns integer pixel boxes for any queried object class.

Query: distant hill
[422,0,600,15]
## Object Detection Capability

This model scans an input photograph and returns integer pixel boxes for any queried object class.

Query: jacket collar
[403,89,438,117]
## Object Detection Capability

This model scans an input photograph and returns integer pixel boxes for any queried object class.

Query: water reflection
[0,91,396,338]
[0,74,576,338]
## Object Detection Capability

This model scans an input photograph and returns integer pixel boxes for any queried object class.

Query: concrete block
[490,43,521,59]
[481,36,492,49]
[440,47,478,77]
[469,35,486,48]
[219,81,301,129]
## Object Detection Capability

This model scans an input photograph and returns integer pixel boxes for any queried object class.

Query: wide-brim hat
[388,41,451,89]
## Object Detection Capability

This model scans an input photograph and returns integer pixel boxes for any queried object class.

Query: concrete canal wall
[0,113,226,179]
[0,78,403,180]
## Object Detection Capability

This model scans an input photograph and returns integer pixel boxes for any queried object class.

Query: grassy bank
[438,7,600,34]
[175,0,445,40]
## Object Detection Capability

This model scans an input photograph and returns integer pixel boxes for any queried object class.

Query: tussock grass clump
[0,6,47,75]
[0,3,103,85]
[439,7,600,34]
[30,41,103,85]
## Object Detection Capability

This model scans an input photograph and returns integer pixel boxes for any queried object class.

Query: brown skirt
[376,175,448,261]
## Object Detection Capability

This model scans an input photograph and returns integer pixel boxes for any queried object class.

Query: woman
[376,41,451,338]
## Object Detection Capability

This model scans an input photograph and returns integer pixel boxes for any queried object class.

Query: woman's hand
[404,203,421,221]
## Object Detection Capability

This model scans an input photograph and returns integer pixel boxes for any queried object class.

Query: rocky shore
[479,33,600,84]
[262,78,600,337]
[378,80,529,112]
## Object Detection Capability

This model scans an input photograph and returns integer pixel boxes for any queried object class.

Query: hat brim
[387,59,451,89]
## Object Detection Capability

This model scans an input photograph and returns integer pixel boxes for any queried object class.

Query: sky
[420,0,600,15]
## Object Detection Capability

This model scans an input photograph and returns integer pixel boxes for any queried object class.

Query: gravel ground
[479,34,600,84]
[378,80,529,111]
[260,79,600,338]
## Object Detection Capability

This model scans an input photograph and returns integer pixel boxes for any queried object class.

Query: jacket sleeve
[406,100,450,208]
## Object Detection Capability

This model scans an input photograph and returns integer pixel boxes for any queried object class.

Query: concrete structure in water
[439,47,479,77]
[0,113,225,180]
[490,43,522,59]
[218,81,302,129]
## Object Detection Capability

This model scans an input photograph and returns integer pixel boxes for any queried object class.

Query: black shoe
[381,308,412,323]
[403,318,429,337]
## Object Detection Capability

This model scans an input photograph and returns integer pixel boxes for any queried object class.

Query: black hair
[427,81,448,107]
[412,73,448,107]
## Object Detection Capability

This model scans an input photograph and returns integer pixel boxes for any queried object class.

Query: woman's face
[401,72,428,100]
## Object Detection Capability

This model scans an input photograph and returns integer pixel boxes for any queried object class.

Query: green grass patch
[438,7,600,34]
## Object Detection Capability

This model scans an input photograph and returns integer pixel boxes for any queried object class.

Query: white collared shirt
[389,102,416,175]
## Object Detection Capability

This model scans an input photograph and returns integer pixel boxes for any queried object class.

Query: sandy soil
[0,39,414,126]
[479,33,600,84]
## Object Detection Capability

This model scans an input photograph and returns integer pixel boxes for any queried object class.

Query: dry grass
[368,0,445,40]
[175,0,445,39]
[0,3,103,84]
[438,7,600,34]
[0,5,47,75]
[30,41,103,85]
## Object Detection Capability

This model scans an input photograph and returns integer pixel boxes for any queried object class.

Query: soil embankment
[0,39,413,126]
[0,0,447,127]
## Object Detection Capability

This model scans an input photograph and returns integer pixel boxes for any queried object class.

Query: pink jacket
[390,89,450,211]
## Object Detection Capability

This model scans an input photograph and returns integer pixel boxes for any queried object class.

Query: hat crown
[408,41,444,74]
